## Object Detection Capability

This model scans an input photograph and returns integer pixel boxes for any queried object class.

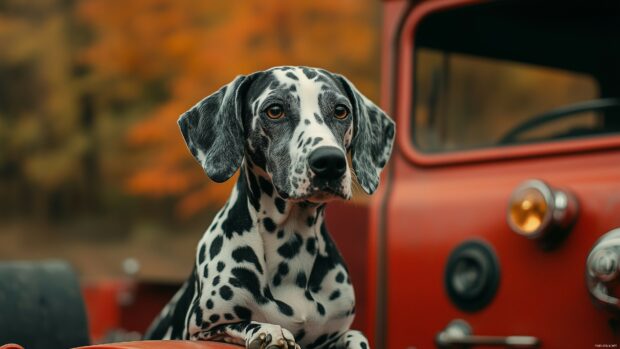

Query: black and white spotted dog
[145,66,395,349]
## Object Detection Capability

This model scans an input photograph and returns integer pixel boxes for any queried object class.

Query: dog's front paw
[342,330,370,349]
[247,324,299,349]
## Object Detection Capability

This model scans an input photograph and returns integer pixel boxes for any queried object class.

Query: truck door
[379,1,620,348]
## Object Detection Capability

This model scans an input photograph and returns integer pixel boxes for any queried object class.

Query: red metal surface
[368,1,410,347]
[83,279,179,342]
[0,344,25,349]
[83,280,126,342]
[75,341,240,349]
[378,1,620,348]
[119,282,181,335]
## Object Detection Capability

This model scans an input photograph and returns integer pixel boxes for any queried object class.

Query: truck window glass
[411,2,620,154]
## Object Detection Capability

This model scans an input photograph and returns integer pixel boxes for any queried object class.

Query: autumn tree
[78,0,381,218]
[0,0,98,220]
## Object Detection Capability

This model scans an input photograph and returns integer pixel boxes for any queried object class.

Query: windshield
[411,1,620,154]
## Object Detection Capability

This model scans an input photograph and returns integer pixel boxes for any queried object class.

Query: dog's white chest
[264,280,356,346]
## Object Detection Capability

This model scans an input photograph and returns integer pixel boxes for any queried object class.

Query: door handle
[436,319,540,348]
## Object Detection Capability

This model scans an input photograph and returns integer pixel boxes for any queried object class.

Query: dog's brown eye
[334,105,349,119]
[266,104,284,119]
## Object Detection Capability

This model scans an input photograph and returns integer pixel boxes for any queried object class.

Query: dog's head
[178,66,395,202]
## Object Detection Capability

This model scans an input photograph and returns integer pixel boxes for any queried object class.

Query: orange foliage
[78,0,380,217]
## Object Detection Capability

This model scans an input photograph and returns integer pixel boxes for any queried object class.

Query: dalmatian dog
[145,66,395,349]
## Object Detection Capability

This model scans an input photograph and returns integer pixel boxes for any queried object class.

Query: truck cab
[370,0,620,347]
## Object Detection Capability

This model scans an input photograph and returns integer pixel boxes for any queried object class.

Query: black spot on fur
[336,272,345,283]
[308,334,328,349]
[361,342,368,349]
[317,302,325,316]
[246,172,261,210]
[232,246,264,274]
[233,305,252,321]
[209,314,220,323]
[203,265,209,279]
[231,267,267,304]
[269,80,280,89]
[329,290,341,300]
[259,176,274,196]
[212,275,220,286]
[221,176,254,238]
[276,300,294,316]
[219,285,233,300]
[277,230,285,239]
[306,237,316,255]
[273,274,282,287]
[304,119,311,125]
[306,216,314,227]
[296,329,306,342]
[217,205,227,219]
[312,137,323,146]
[246,322,260,334]
[206,299,213,309]
[263,286,274,300]
[263,217,276,233]
[302,68,317,79]
[210,236,223,259]
[296,272,307,288]
[275,197,286,214]
[278,262,289,276]
[286,72,299,80]
[277,233,303,259]
[198,244,206,264]
[224,313,234,320]
[217,261,225,272]
[314,113,323,125]
[304,290,313,301]
[194,304,203,327]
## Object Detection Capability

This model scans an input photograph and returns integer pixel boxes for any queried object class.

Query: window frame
[397,0,620,167]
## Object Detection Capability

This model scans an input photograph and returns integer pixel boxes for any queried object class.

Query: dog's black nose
[308,146,346,180]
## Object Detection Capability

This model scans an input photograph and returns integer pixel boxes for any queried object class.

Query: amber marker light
[507,179,578,241]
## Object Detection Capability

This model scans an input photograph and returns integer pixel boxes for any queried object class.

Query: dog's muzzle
[308,146,347,189]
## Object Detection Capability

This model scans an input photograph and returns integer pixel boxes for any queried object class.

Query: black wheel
[0,260,90,349]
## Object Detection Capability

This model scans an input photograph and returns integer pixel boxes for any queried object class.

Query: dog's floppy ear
[178,75,252,182]
[336,75,395,194]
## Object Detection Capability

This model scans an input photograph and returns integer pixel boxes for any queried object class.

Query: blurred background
[0,0,381,282]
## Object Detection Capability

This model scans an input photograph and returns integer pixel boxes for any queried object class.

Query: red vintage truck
[369,0,620,348]
[3,1,620,348]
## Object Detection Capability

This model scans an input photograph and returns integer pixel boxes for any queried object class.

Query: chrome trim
[507,179,578,240]
[436,319,540,348]
[586,228,620,311]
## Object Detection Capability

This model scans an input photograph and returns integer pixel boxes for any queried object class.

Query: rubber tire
[0,260,90,349]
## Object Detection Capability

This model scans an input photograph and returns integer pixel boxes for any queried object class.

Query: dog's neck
[228,163,326,284]
[238,163,326,235]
